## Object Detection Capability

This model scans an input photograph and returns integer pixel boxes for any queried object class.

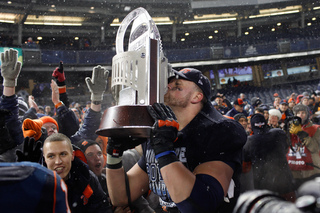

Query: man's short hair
[44,133,73,152]
[254,107,264,114]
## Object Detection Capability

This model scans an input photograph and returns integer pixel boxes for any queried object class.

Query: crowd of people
[212,89,320,200]
[1,47,320,213]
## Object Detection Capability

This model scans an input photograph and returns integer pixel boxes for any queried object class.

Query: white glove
[1,49,22,87]
[85,65,109,102]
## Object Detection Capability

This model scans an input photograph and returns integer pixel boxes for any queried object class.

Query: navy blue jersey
[138,103,247,208]
[0,162,70,213]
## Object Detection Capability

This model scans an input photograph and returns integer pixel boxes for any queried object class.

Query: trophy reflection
[96,7,173,138]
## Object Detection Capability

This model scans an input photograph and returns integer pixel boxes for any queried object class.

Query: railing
[21,37,320,66]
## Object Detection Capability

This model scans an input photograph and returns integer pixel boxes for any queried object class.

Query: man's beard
[164,92,190,109]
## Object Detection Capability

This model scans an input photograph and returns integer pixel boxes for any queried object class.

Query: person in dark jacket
[279,99,293,127]
[0,48,23,147]
[226,98,248,117]
[43,133,112,213]
[0,49,24,162]
[243,113,296,202]
[50,64,109,145]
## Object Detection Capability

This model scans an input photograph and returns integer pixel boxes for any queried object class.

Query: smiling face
[43,140,74,181]
[279,103,288,112]
[269,115,279,127]
[85,144,104,176]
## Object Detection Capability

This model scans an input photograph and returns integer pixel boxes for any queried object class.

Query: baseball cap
[251,97,262,107]
[233,98,244,106]
[280,99,288,105]
[250,113,267,134]
[169,68,211,100]
[260,104,269,111]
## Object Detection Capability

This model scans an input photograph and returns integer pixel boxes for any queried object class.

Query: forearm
[160,161,196,203]
[106,163,150,207]
[91,103,101,112]
[106,167,129,206]
[3,86,15,96]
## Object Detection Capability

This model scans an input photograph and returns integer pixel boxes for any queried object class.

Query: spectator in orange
[288,93,297,104]
[39,116,59,136]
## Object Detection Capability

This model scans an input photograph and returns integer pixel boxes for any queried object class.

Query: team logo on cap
[181,69,191,74]
[254,122,265,128]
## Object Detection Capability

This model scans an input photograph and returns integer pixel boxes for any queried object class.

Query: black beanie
[234,113,247,122]
[78,139,100,153]
[251,113,267,135]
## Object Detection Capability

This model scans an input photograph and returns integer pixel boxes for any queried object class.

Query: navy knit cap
[251,113,267,134]
[169,68,211,100]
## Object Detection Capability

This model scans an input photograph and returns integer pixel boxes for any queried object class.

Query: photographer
[287,104,320,190]
[243,114,296,202]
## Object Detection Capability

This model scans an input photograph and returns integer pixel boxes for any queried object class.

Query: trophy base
[96,105,154,138]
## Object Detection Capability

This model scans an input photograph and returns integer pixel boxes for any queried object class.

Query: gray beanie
[293,104,309,125]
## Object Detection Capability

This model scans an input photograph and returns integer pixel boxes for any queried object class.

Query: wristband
[58,87,66,94]
[157,152,178,169]
[106,153,123,169]
[55,101,64,109]
[155,150,176,160]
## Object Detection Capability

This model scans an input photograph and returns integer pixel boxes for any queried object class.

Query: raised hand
[52,61,65,86]
[1,48,22,87]
[85,65,109,102]
[16,137,42,163]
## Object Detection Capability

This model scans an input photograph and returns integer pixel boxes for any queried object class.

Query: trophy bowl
[96,105,154,138]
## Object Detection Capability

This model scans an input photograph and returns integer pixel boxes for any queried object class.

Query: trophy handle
[116,7,162,54]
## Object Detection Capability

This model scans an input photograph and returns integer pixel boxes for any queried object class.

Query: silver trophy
[96,7,172,138]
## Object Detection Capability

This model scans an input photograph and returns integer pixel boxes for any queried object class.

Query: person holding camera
[243,113,296,202]
[287,104,320,189]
